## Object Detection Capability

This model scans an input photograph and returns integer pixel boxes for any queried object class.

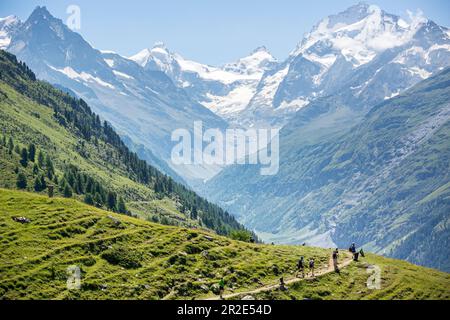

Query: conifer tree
[28,144,36,162]
[20,148,28,167]
[16,172,27,189]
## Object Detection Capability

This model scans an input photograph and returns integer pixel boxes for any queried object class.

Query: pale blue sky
[1,0,449,65]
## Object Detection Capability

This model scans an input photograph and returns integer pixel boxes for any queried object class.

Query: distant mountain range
[2,4,449,181]
[1,3,449,271]
[129,43,277,126]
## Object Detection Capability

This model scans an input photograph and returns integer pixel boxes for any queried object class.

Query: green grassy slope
[0,189,329,300]
[0,189,448,300]
[0,49,247,237]
[255,253,450,300]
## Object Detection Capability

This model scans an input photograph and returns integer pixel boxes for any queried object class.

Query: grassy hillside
[0,49,247,237]
[0,189,329,300]
[0,189,448,300]
[255,253,450,300]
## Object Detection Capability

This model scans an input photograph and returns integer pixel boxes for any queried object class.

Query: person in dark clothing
[297,256,305,278]
[279,277,288,291]
[350,243,359,261]
[309,258,315,277]
[332,248,340,273]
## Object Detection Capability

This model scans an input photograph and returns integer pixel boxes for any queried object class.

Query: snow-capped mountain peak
[0,15,21,49]
[0,15,20,26]
[129,48,152,66]
[224,46,277,76]
[291,3,428,68]
[128,42,179,76]
[129,42,171,65]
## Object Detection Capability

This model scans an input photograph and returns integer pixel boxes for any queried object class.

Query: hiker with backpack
[279,277,288,291]
[349,243,356,255]
[349,243,359,261]
[309,258,315,277]
[296,256,305,278]
[332,248,339,273]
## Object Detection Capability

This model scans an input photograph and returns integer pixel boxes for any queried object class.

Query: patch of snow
[176,55,261,84]
[408,67,432,79]
[0,34,11,49]
[425,44,450,64]
[99,50,117,54]
[104,59,114,68]
[397,18,409,29]
[303,52,337,69]
[278,98,309,111]
[392,46,426,64]
[384,90,400,100]
[255,66,289,103]
[113,70,134,80]
[180,81,191,88]
[49,65,115,89]
[145,86,160,96]
[202,85,257,115]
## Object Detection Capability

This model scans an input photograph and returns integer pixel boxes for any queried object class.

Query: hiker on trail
[218,278,225,300]
[349,243,358,261]
[279,277,288,291]
[332,248,339,273]
[297,256,305,278]
[309,258,315,277]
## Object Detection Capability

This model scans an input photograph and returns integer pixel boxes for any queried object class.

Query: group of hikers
[295,246,342,279]
[217,243,365,298]
[349,243,365,262]
[285,243,365,290]
[295,256,316,279]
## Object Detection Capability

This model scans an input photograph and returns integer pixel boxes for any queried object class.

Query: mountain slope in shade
[5,7,227,182]
[204,67,450,272]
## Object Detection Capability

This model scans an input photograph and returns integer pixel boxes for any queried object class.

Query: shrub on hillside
[101,246,142,269]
